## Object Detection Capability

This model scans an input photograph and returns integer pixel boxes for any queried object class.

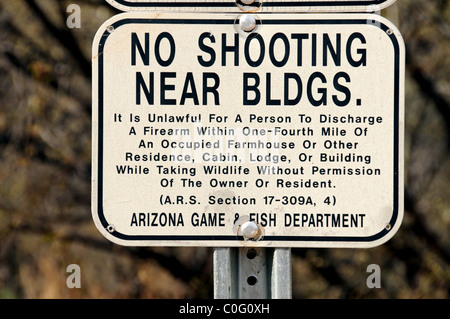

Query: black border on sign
[110,0,393,9]
[95,17,401,244]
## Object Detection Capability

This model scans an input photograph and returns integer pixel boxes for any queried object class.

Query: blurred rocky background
[0,0,448,298]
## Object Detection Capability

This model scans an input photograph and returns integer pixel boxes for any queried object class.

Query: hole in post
[247,275,258,286]
[247,249,258,259]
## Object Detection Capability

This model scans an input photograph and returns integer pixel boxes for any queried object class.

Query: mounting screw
[239,14,256,32]
[240,221,260,239]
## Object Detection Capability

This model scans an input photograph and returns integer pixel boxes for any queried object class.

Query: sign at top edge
[105,0,397,13]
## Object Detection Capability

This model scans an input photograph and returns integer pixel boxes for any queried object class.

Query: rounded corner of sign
[90,213,125,246]
[92,11,130,44]
[362,224,403,249]
[356,0,396,12]
[368,13,403,38]
[362,236,396,249]
[386,0,399,9]
[104,0,130,12]
[373,0,398,12]
[94,224,131,247]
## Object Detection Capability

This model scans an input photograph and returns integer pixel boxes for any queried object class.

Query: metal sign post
[214,247,292,299]
[105,0,398,12]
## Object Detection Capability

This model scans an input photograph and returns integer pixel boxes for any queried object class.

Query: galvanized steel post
[214,247,292,299]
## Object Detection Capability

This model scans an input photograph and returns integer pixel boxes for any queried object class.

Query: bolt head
[240,221,259,239]
[239,14,256,32]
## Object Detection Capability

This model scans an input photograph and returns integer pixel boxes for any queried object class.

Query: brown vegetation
[0,0,448,298]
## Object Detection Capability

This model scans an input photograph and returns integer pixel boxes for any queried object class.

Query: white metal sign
[92,13,404,247]
[106,0,397,12]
